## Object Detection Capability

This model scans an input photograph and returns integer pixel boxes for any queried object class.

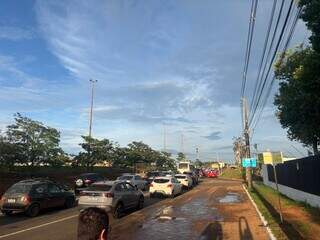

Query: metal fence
[267,155,320,196]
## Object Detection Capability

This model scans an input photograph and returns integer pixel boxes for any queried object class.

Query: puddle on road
[135,199,224,240]
[218,192,240,203]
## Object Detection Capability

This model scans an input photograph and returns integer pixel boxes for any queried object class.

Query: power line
[249,0,295,127]
[250,0,278,111]
[250,0,286,122]
[241,0,259,98]
[250,5,301,132]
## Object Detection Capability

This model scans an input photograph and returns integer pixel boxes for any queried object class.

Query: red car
[206,170,218,178]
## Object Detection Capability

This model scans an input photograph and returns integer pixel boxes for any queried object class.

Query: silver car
[78,180,144,218]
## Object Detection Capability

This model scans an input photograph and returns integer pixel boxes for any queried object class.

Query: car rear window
[118,176,133,180]
[88,185,112,191]
[6,184,32,194]
[175,176,186,179]
[154,179,170,183]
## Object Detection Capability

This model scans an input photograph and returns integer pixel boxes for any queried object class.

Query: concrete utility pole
[242,97,252,189]
[88,79,98,137]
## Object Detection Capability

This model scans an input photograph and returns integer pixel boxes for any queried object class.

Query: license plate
[89,197,98,201]
[8,199,16,203]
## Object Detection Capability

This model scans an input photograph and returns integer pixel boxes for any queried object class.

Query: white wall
[262,164,320,208]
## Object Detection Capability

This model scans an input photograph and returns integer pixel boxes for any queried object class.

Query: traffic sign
[242,158,257,168]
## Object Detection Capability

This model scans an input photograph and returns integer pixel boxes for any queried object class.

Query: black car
[144,171,165,185]
[74,173,104,194]
[0,179,75,217]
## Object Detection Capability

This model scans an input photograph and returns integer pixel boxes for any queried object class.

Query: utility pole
[242,97,252,189]
[89,79,98,137]
[88,79,97,171]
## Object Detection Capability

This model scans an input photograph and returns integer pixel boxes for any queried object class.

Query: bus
[177,161,195,174]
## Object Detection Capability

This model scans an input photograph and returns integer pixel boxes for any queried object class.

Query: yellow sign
[259,151,283,165]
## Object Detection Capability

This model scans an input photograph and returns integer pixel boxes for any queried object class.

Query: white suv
[149,176,182,197]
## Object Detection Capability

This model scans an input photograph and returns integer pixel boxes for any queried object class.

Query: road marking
[0,214,79,239]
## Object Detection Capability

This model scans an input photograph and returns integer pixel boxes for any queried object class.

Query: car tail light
[21,195,31,204]
[102,192,114,198]
[0,196,6,203]
[167,184,172,188]
[84,179,92,184]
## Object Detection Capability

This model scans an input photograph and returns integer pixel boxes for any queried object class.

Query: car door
[172,178,181,193]
[124,183,138,208]
[134,176,144,189]
[32,184,50,209]
[114,183,130,208]
[47,183,65,208]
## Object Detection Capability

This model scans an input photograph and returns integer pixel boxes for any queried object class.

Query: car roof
[80,173,99,176]
[175,174,187,176]
[92,180,116,185]
[17,179,54,185]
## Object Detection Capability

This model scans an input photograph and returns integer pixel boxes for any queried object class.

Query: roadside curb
[242,184,277,240]
[218,177,244,182]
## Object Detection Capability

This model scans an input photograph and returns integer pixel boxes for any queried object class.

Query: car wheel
[137,196,144,210]
[113,203,124,219]
[65,197,75,208]
[170,191,175,198]
[2,210,13,216]
[26,204,40,217]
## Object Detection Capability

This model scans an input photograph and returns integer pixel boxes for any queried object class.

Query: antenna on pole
[89,79,98,137]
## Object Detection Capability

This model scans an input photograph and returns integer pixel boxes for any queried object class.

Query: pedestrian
[77,207,109,240]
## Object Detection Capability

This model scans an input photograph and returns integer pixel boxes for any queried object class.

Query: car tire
[170,191,175,198]
[65,197,75,208]
[2,210,13,216]
[137,196,144,210]
[26,204,40,217]
[113,203,124,219]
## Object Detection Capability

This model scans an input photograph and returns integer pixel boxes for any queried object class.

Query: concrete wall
[262,164,320,208]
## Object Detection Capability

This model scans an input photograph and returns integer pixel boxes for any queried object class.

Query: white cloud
[0,26,34,41]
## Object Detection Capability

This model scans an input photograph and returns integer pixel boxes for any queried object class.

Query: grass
[248,187,288,239]
[220,168,243,180]
[249,181,320,239]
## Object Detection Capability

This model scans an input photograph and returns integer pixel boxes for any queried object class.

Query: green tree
[176,152,186,162]
[274,47,320,154]
[76,136,115,169]
[155,151,176,171]
[0,134,23,169]
[6,113,63,166]
[299,0,320,53]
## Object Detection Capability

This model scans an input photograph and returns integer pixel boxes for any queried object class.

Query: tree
[0,133,23,169]
[76,136,115,169]
[155,151,176,171]
[299,0,320,53]
[176,152,186,162]
[6,113,63,166]
[274,47,320,154]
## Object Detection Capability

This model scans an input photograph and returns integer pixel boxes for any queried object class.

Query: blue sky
[0,0,309,162]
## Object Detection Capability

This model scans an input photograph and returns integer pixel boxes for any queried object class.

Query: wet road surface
[0,179,269,240]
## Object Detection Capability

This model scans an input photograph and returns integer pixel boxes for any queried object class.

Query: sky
[0,0,310,162]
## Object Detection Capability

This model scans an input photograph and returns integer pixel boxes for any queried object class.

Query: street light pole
[89,79,98,137]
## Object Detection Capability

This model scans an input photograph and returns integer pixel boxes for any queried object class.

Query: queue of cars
[0,169,211,218]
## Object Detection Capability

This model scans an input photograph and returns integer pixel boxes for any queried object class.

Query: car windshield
[118,176,133,180]
[87,185,112,191]
[6,184,32,194]
[154,179,170,184]
[178,163,189,169]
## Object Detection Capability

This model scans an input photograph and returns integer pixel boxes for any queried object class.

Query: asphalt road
[0,179,269,240]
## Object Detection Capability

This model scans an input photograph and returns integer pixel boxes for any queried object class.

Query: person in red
[78,207,109,240]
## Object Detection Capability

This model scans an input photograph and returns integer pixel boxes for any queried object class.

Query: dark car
[0,179,75,217]
[183,171,199,185]
[74,173,104,194]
